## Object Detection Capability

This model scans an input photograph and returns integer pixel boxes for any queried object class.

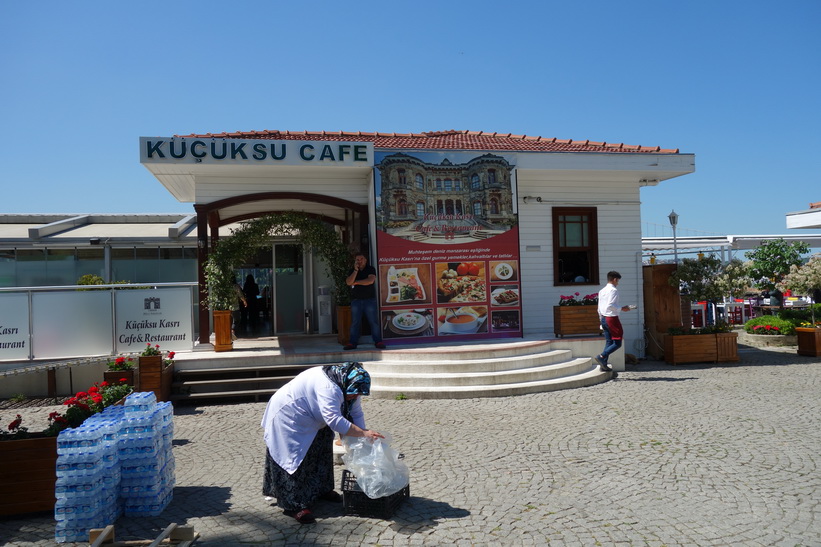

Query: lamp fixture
[668,210,679,264]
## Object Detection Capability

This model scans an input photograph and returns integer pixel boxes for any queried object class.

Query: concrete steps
[169,339,610,403]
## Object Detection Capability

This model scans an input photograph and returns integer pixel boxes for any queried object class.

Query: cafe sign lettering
[140,137,372,167]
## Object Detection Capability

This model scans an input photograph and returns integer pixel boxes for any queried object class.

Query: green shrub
[777,304,821,325]
[667,321,732,335]
[743,316,795,336]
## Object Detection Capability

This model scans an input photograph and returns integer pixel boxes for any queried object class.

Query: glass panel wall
[135,247,159,282]
[0,249,15,287]
[112,247,136,283]
[44,249,77,286]
[0,246,198,287]
[76,248,105,282]
[16,249,46,287]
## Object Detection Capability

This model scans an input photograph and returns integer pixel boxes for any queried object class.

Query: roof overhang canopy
[786,206,821,230]
[140,136,694,218]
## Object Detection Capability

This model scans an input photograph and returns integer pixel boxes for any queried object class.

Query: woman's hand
[346,424,385,440]
[364,429,385,441]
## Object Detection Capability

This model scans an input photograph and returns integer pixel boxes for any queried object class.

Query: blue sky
[1,1,819,241]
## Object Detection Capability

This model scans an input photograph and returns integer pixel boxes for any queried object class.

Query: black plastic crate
[341,469,409,519]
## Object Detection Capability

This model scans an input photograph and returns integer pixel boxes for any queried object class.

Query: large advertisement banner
[374,151,522,345]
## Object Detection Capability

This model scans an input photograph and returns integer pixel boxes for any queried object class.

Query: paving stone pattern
[2,346,820,546]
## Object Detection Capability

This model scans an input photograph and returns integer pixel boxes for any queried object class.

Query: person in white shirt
[595,271,632,373]
[261,362,384,524]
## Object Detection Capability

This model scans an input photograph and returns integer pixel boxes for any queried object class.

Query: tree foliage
[669,254,728,303]
[778,254,821,324]
[745,238,810,291]
[778,254,821,295]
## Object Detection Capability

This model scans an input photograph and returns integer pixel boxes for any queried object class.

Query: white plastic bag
[342,433,409,499]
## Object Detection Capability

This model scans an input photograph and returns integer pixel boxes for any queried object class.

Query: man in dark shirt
[343,253,385,350]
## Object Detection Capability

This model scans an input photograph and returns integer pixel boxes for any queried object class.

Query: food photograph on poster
[489,260,518,282]
[491,310,521,332]
[435,262,487,304]
[490,285,520,307]
[380,308,435,339]
[437,306,489,336]
[379,263,432,304]
[374,150,522,344]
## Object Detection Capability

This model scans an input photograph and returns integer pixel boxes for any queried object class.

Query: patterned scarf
[323,362,371,419]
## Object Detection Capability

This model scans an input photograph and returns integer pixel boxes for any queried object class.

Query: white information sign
[0,293,31,361]
[114,288,193,354]
[32,291,113,359]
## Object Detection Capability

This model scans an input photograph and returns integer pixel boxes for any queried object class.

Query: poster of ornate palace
[373,151,522,344]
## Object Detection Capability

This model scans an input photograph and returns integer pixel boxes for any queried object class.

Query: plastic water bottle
[57,429,80,455]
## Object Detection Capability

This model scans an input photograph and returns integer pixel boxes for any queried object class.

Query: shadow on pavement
[168,486,231,518]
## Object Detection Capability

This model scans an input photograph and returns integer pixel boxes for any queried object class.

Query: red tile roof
[174,129,679,154]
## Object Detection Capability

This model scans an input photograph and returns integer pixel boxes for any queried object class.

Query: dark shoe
[595,355,612,372]
[320,490,343,503]
[284,508,316,524]
[374,342,386,349]
[343,344,357,350]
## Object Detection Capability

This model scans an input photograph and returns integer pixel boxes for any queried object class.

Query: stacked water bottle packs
[54,392,174,543]
[119,392,175,518]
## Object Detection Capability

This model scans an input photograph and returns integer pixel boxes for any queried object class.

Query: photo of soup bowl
[444,312,479,333]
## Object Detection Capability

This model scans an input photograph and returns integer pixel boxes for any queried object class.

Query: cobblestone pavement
[3,345,820,546]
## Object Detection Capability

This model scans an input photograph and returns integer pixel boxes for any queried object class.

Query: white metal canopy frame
[641,234,821,261]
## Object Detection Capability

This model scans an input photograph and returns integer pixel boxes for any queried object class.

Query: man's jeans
[350,297,382,345]
[600,316,622,362]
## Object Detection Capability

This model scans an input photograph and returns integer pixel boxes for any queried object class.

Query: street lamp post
[668,210,679,265]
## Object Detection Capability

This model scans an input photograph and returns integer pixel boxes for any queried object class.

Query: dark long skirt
[263,426,334,511]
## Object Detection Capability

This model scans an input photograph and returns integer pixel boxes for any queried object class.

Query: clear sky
[1,1,819,241]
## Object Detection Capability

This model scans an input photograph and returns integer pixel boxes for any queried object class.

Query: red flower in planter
[7,414,22,431]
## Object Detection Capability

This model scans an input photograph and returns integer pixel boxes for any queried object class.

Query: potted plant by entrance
[138,343,175,402]
[553,292,599,337]
[104,355,135,386]
[779,254,821,357]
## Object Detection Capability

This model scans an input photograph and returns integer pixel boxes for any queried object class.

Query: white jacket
[261,366,366,474]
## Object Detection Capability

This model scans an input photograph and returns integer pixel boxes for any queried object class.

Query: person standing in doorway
[232,277,247,340]
[244,274,260,332]
[595,270,632,373]
[343,253,385,350]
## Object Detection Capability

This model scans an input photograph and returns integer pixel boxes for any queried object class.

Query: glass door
[273,244,305,333]
[235,246,273,337]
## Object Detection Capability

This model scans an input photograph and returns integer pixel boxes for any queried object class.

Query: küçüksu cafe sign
[140,137,373,166]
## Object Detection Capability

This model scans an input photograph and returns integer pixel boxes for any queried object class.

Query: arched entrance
[195,195,368,344]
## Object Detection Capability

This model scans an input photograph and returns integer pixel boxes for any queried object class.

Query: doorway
[272,243,306,333]
[235,243,308,336]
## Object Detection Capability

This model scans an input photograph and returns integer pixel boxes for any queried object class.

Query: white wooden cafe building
[0,129,694,363]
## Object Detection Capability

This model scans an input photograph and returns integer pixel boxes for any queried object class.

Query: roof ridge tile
[169,129,679,154]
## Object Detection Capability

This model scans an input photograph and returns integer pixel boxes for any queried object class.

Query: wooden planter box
[553,306,600,338]
[337,305,352,344]
[0,435,57,516]
[103,369,135,386]
[213,309,233,352]
[796,327,821,357]
[664,332,739,365]
[138,355,174,402]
